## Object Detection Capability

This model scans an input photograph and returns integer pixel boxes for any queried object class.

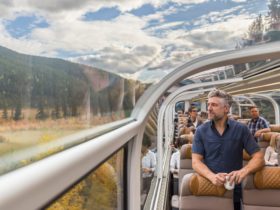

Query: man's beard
[209,112,224,122]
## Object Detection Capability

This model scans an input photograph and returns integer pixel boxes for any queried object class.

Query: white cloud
[69,44,161,74]
[171,0,208,3]
[130,68,172,83]
[0,0,266,83]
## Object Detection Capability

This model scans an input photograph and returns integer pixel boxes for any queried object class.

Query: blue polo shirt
[192,119,260,173]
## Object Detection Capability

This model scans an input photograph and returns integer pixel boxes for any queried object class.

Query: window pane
[45,148,125,210]
[251,97,276,124]
[0,53,145,173]
[141,107,158,208]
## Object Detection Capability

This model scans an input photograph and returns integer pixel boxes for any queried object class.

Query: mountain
[0,45,144,120]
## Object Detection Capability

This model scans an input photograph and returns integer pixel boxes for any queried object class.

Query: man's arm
[192,153,226,186]
[228,150,264,184]
[255,127,271,138]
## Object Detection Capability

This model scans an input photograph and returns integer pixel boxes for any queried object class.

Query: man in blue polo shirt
[192,89,264,210]
[248,106,270,142]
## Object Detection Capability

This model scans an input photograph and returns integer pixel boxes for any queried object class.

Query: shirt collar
[251,117,260,123]
[210,118,231,128]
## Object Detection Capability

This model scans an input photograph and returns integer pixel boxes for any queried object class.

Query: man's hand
[228,168,249,185]
[255,130,262,138]
[143,168,151,173]
[209,173,227,186]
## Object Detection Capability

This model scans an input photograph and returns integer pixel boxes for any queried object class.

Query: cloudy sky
[0,0,268,82]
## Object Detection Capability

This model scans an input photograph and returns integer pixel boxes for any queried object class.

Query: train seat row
[171,130,280,210]
[179,167,280,210]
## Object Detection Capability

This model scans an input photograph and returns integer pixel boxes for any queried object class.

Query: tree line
[0,46,146,121]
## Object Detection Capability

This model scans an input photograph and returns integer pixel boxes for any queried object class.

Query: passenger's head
[142,134,152,154]
[200,111,208,120]
[249,106,260,119]
[177,136,188,148]
[207,89,233,121]
[188,107,198,119]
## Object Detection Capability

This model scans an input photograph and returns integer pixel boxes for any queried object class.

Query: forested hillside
[0,46,146,122]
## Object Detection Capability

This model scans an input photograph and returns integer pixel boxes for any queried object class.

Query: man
[141,135,156,194]
[186,106,203,133]
[248,106,270,142]
[170,138,185,195]
[192,89,264,210]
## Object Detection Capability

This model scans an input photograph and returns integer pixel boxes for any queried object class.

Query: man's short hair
[207,89,233,107]
[188,106,197,113]
[249,105,258,110]
[142,134,152,147]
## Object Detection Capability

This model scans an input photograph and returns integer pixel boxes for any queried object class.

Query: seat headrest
[179,127,192,135]
[180,134,193,144]
[262,132,280,142]
[189,174,226,196]
[180,144,192,159]
[270,124,280,132]
[254,167,280,189]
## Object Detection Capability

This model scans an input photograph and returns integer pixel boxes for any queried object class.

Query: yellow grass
[0,111,126,156]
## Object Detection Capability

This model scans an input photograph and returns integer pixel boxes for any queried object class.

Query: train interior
[0,42,280,210]
[1,1,280,210]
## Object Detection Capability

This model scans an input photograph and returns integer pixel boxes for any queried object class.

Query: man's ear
[224,105,230,113]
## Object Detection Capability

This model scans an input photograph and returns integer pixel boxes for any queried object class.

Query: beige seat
[179,173,234,210]
[180,134,193,144]
[270,124,280,132]
[243,167,280,210]
[171,144,194,210]
[276,136,280,164]
[259,132,279,151]
[179,144,193,188]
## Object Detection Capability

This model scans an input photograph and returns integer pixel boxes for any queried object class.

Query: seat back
[179,173,234,210]
[259,132,279,151]
[270,124,280,132]
[179,144,193,189]
[180,134,193,144]
[243,167,280,210]
[276,135,280,165]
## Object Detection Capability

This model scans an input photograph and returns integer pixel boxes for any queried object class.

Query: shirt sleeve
[242,125,260,155]
[170,152,176,173]
[261,118,270,128]
[192,126,205,156]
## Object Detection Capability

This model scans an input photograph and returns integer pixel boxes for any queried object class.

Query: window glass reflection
[46,148,125,210]
[141,107,158,208]
[251,98,276,124]
[0,51,147,172]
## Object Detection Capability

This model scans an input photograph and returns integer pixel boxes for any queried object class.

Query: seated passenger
[264,133,279,166]
[170,139,185,195]
[200,111,208,122]
[248,106,271,142]
[178,125,192,137]
[192,89,264,210]
[186,107,203,133]
[141,135,156,194]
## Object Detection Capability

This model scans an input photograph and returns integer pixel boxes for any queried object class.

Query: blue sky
[0,0,269,82]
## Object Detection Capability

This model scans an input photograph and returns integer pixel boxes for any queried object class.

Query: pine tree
[13,103,22,121]
[268,0,280,28]
[248,14,264,43]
